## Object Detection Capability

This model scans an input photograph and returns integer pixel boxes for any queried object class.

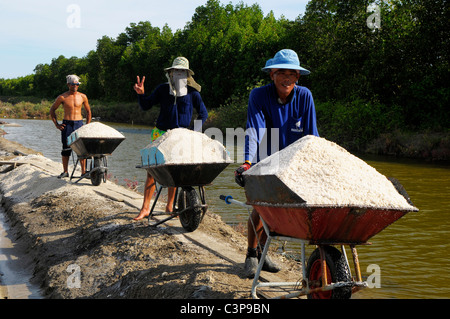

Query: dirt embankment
[0,138,302,300]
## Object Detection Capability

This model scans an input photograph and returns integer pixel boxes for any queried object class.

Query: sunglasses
[69,83,80,86]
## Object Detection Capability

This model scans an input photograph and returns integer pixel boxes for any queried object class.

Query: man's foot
[244,246,282,278]
[133,210,150,221]
[244,255,258,279]
[258,246,281,273]
[259,254,281,273]
[58,172,69,179]
[166,206,180,219]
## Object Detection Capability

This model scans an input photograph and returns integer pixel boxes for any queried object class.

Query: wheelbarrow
[139,162,230,232]
[221,176,418,299]
[68,136,125,186]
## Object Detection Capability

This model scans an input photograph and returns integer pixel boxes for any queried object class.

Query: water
[2,119,450,299]
[350,156,450,299]
[0,207,43,299]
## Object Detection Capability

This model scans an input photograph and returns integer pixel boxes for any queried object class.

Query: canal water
[0,206,43,299]
[2,119,449,299]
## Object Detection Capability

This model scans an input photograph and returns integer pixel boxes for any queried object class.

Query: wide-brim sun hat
[261,49,310,75]
[164,56,201,92]
[164,57,194,76]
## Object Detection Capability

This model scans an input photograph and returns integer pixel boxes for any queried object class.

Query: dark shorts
[61,120,84,157]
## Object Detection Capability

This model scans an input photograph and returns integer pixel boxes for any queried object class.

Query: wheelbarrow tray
[244,175,418,244]
[69,137,125,157]
[142,162,230,187]
[250,204,416,244]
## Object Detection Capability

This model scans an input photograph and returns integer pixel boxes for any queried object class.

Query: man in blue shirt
[133,57,208,221]
[235,49,319,278]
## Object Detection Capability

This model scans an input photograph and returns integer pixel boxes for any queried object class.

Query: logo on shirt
[291,120,303,133]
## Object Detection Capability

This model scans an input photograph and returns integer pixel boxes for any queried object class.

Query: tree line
[1,0,448,133]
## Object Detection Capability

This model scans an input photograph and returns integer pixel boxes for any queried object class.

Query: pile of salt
[141,128,231,165]
[244,135,415,210]
[70,122,125,139]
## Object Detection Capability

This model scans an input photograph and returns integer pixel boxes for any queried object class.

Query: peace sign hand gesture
[134,76,146,94]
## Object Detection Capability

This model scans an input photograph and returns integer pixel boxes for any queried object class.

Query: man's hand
[234,162,251,187]
[55,123,66,131]
[134,76,146,94]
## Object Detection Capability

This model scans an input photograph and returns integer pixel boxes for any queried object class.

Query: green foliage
[0,74,34,96]
[0,0,448,150]
[88,100,159,125]
[205,92,249,132]
[0,99,58,119]
[204,80,267,132]
[316,99,404,150]
[176,0,288,106]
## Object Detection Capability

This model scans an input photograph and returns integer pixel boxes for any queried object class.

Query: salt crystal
[245,135,416,210]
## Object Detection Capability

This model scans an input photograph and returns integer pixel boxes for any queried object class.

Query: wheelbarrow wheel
[90,158,104,186]
[178,187,202,232]
[306,245,352,299]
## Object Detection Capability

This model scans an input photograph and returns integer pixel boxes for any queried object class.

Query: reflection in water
[3,119,450,298]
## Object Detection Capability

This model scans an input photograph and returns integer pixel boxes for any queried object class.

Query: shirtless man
[50,74,92,178]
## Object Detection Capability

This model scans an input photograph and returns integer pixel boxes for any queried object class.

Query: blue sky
[0,0,309,79]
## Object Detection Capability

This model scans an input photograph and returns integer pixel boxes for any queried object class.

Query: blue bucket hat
[262,49,310,75]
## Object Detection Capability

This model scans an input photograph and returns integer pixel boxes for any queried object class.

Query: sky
[0,0,309,79]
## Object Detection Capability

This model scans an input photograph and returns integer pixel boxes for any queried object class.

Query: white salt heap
[144,128,231,164]
[245,135,416,210]
[71,122,125,139]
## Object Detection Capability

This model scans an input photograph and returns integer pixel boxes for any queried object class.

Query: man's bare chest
[63,95,83,108]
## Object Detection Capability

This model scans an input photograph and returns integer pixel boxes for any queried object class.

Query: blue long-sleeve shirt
[245,83,319,163]
[138,83,208,131]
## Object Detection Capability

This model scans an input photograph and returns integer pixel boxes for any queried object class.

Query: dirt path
[0,137,303,300]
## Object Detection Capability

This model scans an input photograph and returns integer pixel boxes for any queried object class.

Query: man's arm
[134,75,160,111]
[82,94,92,124]
[138,84,163,111]
[300,88,319,137]
[244,89,266,164]
[235,88,265,187]
[192,91,208,128]
[50,95,65,131]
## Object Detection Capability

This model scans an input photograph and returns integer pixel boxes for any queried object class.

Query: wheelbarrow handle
[219,195,251,208]
[219,194,232,203]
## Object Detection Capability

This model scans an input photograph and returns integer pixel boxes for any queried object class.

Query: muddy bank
[0,138,301,300]
[0,137,42,159]
[365,131,450,163]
